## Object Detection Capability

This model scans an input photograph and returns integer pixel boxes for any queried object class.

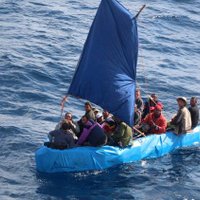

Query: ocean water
[0,0,200,199]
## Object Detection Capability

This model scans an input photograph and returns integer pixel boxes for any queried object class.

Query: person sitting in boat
[92,107,100,116]
[55,112,79,140]
[135,88,144,114]
[100,110,114,134]
[188,97,199,129]
[110,116,132,148]
[101,118,116,145]
[45,122,75,150]
[96,113,104,125]
[169,97,192,134]
[77,102,96,134]
[134,104,142,127]
[84,101,96,121]
[142,93,161,119]
[102,109,112,121]
[140,104,167,134]
[76,115,107,147]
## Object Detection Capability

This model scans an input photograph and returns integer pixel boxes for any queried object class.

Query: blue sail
[68,0,138,126]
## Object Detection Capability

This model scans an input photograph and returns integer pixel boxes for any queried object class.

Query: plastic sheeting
[67,0,138,126]
[35,126,200,173]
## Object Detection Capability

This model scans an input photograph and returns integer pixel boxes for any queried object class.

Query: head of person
[61,122,71,131]
[65,112,72,121]
[149,93,158,106]
[153,104,162,118]
[81,115,89,125]
[103,110,110,119]
[93,107,100,115]
[156,102,164,110]
[102,119,116,134]
[85,102,92,112]
[135,88,141,99]
[177,97,187,108]
[151,93,157,101]
[112,116,122,124]
[96,113,103,123]
[190,97,197,107]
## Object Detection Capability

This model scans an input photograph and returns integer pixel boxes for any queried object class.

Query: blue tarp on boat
[35,126,200,173]
[68,0,138,126]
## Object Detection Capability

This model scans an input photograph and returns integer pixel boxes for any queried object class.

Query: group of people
[45,101,132,149]
[134,89,199,135]
[44,90,199,150]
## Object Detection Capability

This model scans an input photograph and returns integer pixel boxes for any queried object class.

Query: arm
[76,128,90,145]
[171,110,183,125]
[156,118,167,133]
[54,119,64,130]
[142,114,151,124]
[73,121,80,133]
[69,121,78,134]
[77,122,98,145]
[138,98,144,112]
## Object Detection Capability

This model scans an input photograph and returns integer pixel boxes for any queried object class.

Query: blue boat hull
[35,126,200,173]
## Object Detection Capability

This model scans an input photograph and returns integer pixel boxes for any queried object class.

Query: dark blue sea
[1,0,200,199]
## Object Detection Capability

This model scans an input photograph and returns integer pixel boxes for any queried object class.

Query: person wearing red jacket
[141,104,167,134]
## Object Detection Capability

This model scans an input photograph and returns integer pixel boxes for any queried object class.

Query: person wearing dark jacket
[188,97,199,128]
[45,123,75,150]
[77,115,107,147]
[77,102,96,135]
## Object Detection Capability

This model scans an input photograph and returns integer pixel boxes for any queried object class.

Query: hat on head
[61,122,71,130]
[96,113,102,119]
[155,104,162,111]
[177,97,187,105]
[156,102,164,109]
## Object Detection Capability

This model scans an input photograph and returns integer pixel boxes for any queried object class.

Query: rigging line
[134,5,146,19]
[134,4,148,94]
[139,35,150,98]
[133,6,167,117]
[136,19,149,96]
[139,41,151,99]
[60,96,68,119]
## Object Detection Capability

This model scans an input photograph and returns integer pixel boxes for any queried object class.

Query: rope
[60,96,68,119]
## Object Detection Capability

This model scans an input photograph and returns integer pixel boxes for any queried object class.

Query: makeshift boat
[35,0,200,173]
[36,126,200,173]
